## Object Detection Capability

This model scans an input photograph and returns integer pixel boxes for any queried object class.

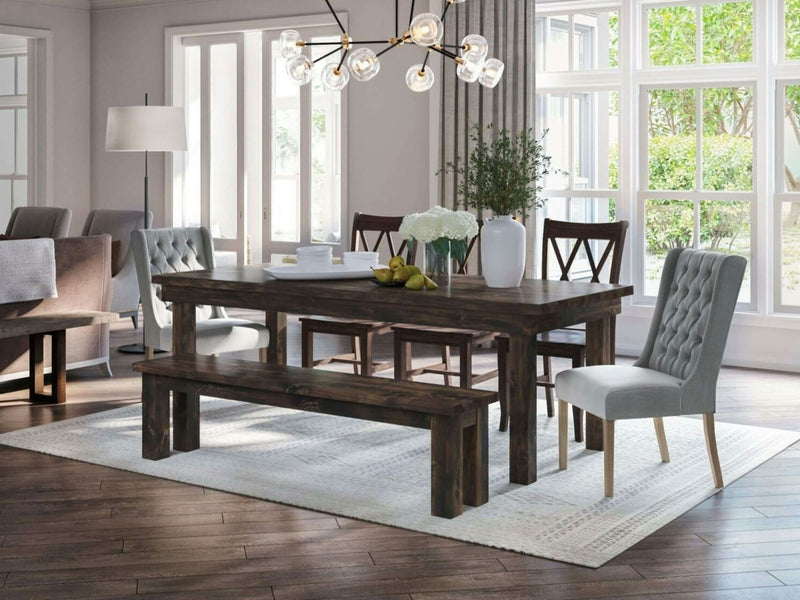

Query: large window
[537,1,797,315]
[0,40,28,227]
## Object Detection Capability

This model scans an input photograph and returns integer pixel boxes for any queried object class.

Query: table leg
[266,311,287,366]
[172,302,199,452]
[51,330,67,405]
[509,333,538,485]
[142,374,170,460]
[29,333,45,400]
[585,315,614,451]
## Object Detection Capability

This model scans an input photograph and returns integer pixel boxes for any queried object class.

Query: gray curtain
[439,0,535,215]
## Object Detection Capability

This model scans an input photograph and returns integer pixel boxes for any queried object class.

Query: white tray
[263,264,379,280]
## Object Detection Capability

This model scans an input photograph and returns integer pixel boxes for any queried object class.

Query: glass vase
[424,241,452,287]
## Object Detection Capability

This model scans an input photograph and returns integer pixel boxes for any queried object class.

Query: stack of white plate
[296,246,333,271]
[343,251,380,269]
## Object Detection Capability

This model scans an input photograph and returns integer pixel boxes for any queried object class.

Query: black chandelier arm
[349,40,394,45]
[430,45,459,61]
[439,43,467,50]
[324,0,347,35]
[312,45,344,64]
[336,48,349,72]
[440,0,453,22]
[409,0,416,27]
[301,41,345,46]
[421,49,432,72]
[375,39,405,58]
[395,0,399,38]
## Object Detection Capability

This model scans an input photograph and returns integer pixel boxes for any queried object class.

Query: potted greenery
[444,124,557,288]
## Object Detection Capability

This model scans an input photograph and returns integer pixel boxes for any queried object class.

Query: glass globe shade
[285,54,314,85]
[456,53,485,83]
[280,30,302,58]
[479,58,505,88]
[410,13,444,46]
[461,34,489,61]
[320,63,350,92]
[346,48,381,82]
[406,64,435,92]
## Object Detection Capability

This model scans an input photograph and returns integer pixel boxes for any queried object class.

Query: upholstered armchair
[555,248,746,497]
[82,209,151,327]
[4,207,72,239]
[131,227,269,359]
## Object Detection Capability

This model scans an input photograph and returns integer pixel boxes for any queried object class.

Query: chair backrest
[5,207,72,239]
[541,219,629,284]
[82,209,150,275]
[636,248,746,414]
[454,219,483,275]
[131,227,222,330]
[351,213,416,264]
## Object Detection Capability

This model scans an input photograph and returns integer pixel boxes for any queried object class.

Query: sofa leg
[99,360,113,378]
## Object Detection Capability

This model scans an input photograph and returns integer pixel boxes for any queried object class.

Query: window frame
[775,79,800,314]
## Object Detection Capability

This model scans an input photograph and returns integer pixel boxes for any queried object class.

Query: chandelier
[280,0,505,93]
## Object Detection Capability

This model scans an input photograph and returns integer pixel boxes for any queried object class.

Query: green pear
[372,268,394,284]
[405,273,425,290]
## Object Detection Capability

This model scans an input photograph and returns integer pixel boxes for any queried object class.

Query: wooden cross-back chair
[300,213,415,376]
[392,220,498,389]
[496,218,629,436]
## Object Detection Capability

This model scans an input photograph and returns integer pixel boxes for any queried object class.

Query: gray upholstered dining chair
[132,226,269,360]
[555,248,746,497]
[82,209,151,328]
[5,207,72,239]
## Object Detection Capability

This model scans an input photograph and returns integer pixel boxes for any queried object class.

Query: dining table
[152,266,633,485]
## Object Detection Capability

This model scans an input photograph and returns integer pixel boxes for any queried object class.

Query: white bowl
[343,251,379,268]
[297,245,333,257]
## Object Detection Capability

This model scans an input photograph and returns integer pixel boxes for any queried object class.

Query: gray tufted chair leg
[145,347,154,361]
[558,399,569,471]
[704,414,724,488]
[604,420,615,498]
[654,417,670,462]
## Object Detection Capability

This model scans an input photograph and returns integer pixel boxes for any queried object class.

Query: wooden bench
[133,354,496,518]
[0,311,118,404]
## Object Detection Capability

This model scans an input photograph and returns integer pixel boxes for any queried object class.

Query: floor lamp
[106,93,188,354]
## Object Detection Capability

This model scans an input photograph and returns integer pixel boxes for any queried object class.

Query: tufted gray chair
[131,227,269,360]
[555,248,746,497]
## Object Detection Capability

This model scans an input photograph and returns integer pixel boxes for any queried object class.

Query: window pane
[786,0,800,61]
[699,201,750,302]
[542,16,570,72]
[16,56,27,95]
[271,40,300,243]
[209,43,238,240]
[648,6,696,66]
[0,110,14,174]
[573,11,618,70]
[785,85,800,192]
[645,199,694,296]
[0,181,11,227]
[183,45,201,227]
[609,91,620,189]
[16,109,27,176]
[0,57,14,95]
[781,202,800,307]
[702,87,753,191]
[12,180,26,208]
[310,39,341,244]
[703,2,752,64]
[571,91,618,189]
[271,178,299,242]
[537,93,569,188]
[648,88,696,190]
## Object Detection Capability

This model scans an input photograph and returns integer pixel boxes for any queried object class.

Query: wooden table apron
[153,267,632,485]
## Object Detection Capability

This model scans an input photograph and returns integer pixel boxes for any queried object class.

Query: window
[0,44,28,227]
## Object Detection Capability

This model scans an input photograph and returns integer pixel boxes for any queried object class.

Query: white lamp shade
[106,106,188,152]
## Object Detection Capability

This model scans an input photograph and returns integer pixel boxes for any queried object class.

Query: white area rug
[0,400,796,568]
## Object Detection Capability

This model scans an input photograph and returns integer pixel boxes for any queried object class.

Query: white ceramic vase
[481,215,526,288]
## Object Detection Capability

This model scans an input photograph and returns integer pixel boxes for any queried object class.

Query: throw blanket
[0,239,58,304]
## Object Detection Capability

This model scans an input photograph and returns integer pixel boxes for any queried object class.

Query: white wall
[0,0,91,235]
[91,0,434,235]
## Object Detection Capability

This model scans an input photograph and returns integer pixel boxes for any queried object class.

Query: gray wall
[0,0,91,236]
[90,0,435,236]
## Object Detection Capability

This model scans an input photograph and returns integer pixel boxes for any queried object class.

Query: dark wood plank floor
[0,313,798,599]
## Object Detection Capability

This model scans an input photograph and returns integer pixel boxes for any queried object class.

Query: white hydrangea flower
[400,207,478,243]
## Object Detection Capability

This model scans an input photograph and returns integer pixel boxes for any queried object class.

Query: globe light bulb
[280,30,302,58]
[461,34,489,61]
[347,48,381,82]
[410,13,444,46]
[479,58,505,88]
[406,64,435,92]
[320,63,350,92]
[285,54,314,85]
[456,53,485,83]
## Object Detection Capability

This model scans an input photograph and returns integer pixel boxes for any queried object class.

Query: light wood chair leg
[654,417,670,463]
[703,413,724,488]
[604,420,615,498]
[145,346,154,361]
[351,336,361,375]
[441,345,452,387]
[259,347,268,363]
[558,400,568,470]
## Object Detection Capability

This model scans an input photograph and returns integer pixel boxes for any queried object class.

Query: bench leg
[430,415,463,518]
[142,374,170,460]
[463,404,489,508]
[29,333,45,400]
[173,391,200,453]
[395,337,411,382]
[51,330,67,405]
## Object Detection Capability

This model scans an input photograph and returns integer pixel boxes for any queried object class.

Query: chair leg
[131,313,139,330]
[99,360,113,378]
[459,341,472,390]
[359,332,374,377]
[395,336,412,381]
[542,356,554,417]
[301,322,314,368]
[497,338,508,433]
[558,400,568,470]
[351,336,361,375]
[145,347,154,361]
[654,417,670,463]
[571,354,584,443]
[441,345,452,386]
[703,413,724,488]
[604,420,615,498]
[258,347,268,363]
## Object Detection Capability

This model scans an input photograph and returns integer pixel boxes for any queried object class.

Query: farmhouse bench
[133,354,495,518]
[0,311,118,404]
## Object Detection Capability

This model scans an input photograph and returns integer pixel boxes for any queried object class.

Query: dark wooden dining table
[152,267,633,485]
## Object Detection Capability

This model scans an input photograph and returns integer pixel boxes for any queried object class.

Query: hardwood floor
[0,312,799,599]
